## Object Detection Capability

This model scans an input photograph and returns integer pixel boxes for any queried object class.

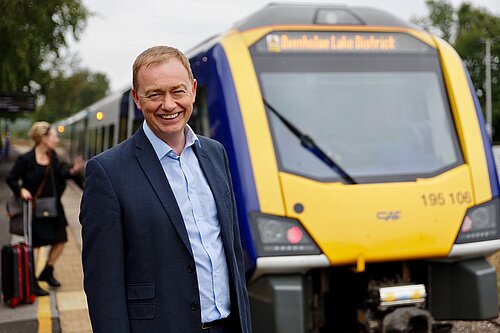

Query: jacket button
[191,302,199,310]
[187,265,194,273]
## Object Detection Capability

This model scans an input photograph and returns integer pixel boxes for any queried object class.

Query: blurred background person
[6,121,83,295]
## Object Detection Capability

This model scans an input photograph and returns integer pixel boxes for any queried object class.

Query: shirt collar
[142,121,200,160]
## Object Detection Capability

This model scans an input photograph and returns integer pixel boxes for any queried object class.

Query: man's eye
[174,90,186,95]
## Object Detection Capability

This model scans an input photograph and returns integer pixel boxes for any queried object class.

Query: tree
[35,68,110,123]
[413,1,500,141]
[454,4,500,137]
[412,0,457,43]
[0,0,89,93]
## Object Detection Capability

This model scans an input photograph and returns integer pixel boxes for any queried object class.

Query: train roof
[84,85,130,114]
[53,109,88,127]
[186,3,412,58]
[233,3,411,30]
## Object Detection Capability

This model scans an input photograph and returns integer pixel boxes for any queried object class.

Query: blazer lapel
[133,128,193,256]
[193,141,234,243]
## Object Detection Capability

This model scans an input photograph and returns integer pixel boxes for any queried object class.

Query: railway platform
[0,145,91,333]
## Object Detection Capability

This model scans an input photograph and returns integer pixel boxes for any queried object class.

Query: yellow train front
[187,4,500,332]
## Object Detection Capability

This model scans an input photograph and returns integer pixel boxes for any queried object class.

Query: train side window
[119,91,130,142]
[84,130,89,159]
[88,129,95,158]
[78,129,84,158]
[189,86,210,137]
[94,128,101,155]
[131,120,142,136]
[102,126,108,151]
[74,129,80,156]
[108,124,115,148]
[69,125,75,158]
[100,127,105,152]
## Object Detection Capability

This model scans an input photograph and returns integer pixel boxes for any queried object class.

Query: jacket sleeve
[80,158,130,333]
[51,153,76,181]
[6,155,28,197]
[53,154,71,180]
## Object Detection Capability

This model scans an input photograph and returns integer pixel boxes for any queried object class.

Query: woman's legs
[32,247,49,296]
[38,242,65,287]
[47,242,64,266]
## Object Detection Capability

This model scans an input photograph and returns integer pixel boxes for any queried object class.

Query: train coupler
[382,307,433,333]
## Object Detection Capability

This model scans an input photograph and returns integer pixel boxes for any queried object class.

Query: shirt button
[187,265,194,273]
[191,302,199,310]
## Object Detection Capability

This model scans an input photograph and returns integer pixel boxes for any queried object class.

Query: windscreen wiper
[263,99,356,185]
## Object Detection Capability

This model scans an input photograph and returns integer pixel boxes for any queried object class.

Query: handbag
[34,161,58,219]
[34,197,58,218]
[6,194,23,236]
[6,194,22,217]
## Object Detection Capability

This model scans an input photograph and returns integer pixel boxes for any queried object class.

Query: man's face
[132,58,196,145]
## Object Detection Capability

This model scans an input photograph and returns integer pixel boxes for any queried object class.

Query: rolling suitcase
[1,200,36,307]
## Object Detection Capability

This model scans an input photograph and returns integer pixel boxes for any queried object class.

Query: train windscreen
[250,31,463,183]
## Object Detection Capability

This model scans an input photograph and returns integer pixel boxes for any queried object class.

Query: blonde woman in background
[6,121,82,296]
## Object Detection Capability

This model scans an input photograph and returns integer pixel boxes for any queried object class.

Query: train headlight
[250,213,321,256]
[456,198,500,244]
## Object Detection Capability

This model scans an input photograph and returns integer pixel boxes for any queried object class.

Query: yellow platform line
[36,247,52,333]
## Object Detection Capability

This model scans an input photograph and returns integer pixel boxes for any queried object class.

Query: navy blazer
[80,127,251,333]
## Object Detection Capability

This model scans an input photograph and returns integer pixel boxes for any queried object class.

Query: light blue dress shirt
[143,122,231,323]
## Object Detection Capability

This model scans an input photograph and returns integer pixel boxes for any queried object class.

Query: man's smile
[158,112,181,120]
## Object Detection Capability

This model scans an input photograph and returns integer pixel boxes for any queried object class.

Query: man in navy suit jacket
[80,46,251,333]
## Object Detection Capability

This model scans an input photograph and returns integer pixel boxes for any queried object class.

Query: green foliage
[413,0,457,43]
[0,0,89,92]
[413,1,500,141]
[35,69,110,123]
[427,0,456,42]
[0,0,110,125]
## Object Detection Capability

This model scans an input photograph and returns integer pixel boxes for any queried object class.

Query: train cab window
[250,31,463,183]
[189,86,210,137]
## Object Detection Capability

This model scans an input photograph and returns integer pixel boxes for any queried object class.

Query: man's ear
[191,79,197,103]
[132,89,141,110]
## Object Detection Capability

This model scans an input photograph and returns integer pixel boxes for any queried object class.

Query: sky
[67,0,500,92]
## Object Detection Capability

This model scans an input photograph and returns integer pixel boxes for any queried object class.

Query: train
[54,3,500,333]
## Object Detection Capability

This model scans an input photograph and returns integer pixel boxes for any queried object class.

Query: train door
[118,90,130,142]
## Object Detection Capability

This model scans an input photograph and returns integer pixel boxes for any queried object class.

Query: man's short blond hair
[132,46,194,91]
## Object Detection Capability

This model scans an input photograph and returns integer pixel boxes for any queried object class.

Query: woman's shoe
[34,283,49,296]
[38,264,61,288]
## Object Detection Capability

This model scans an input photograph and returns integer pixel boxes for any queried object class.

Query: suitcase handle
[23,200,32,246]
